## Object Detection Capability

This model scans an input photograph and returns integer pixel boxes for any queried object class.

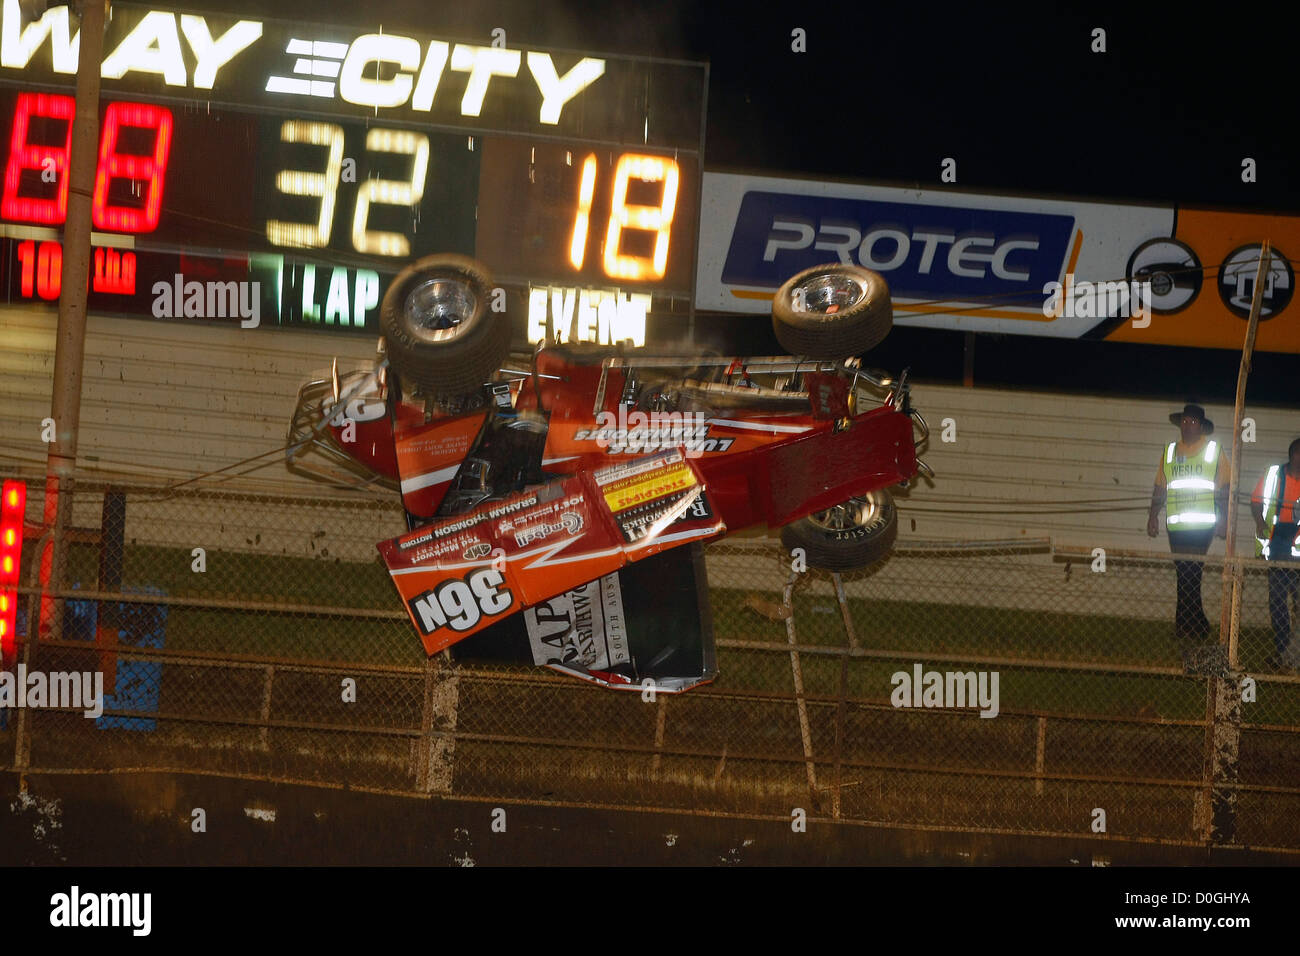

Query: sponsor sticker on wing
[590,451,726,559]
[524,573,630,672]
[496,476,624,607]
[379,476,623,654]
[404,566,516,654]
[379,457,723,655]
[600,461,696,513]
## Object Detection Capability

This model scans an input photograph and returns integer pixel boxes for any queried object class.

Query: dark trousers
[1267,523,1300,657]
[1168,528,1214,644]
[1268,568,1299,656]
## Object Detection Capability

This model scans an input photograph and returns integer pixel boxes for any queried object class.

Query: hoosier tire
[780,488,898,572]
[380,254,510,398]
[772,263,892,358]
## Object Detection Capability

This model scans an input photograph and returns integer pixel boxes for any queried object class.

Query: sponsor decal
[616,487,712,544]
[402,535,478,565]
[1125,238,1202,315]
[425,494,539,539]
[698,172,1300,351]
[524,573,629,671]
[513,510,583,547]
[398,529,435,551]
[408,568,514,636]
[601,463,695,513]
[588,451,721,546]
[592,450,683,484]
[461,541,493,560]
[721,190,1072,300]
[1218,243,1293,319]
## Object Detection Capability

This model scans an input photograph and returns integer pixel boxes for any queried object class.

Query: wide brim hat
[1169,403,1214,434]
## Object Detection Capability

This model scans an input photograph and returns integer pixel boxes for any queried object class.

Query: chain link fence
[3,474,1298,852]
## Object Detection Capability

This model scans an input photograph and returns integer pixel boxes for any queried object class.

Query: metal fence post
[831,572,856,820]
[14,528,55,772]
[415,655,458,793]
[11,619,35,771]
[97,489,125,693]
[43,0,107,642]
[651,697,668,777]
[1207,558,1245,844]
[1199,242,1268,845]
[1034,716,1048,797]
[782,569,818,802]
[1207,681,1243,844]
[258,665,275,751]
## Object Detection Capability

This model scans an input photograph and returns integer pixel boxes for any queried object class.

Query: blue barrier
[63,585,167,732]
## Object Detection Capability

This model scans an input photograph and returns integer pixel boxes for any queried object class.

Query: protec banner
[696,171,1300,353]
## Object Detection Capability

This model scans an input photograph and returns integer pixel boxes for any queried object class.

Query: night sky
[188,0,1300,209]
[184,1,1300,400]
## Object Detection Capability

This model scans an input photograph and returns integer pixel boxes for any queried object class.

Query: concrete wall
[0,308,391,560]
[0,307,378,492]
[902,381,1298,555]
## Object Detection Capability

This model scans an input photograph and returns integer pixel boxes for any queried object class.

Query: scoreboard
[0,0,706,341]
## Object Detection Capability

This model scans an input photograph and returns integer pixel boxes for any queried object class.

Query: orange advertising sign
[1104,209,1299,352]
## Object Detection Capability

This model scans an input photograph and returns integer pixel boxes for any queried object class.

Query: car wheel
[771,263,892,358]
[780,488,898,571]
[379,254,510,398]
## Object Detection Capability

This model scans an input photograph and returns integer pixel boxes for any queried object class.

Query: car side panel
[761,406,915,527]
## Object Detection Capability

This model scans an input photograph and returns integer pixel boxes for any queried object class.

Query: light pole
[39,0,107,638]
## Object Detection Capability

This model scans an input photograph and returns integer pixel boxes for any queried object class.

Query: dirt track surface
[2,771,1292,866]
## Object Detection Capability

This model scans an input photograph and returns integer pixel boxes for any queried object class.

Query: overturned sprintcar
[288,255,929,692]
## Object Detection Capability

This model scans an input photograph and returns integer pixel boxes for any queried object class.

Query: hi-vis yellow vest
[1163,439,1219,531]
[1256,464,1300,559]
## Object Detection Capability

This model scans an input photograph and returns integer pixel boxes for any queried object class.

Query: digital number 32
[266,120,427,257]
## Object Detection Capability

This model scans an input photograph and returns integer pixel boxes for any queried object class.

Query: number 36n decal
[410,568,514,635]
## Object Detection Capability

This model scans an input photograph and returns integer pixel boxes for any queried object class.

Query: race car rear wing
[379,450,726,656]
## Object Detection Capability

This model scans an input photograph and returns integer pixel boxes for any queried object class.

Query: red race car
[288,255,930,690]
